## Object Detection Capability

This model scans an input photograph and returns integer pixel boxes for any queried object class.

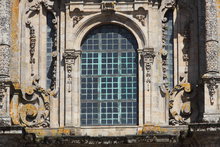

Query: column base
[0,117,11,126]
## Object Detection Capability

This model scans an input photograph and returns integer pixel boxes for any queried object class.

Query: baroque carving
[26,0,54,14]
[11,76,53,128]
[71,8,84,27]
[63,50,81,92]
[141,48,155,91]
[26,21,36,76]
[133,8,147,26]
[101,1,116,12]
[206,78,218,105]
[160,83,194,125]
[161,16,169,89]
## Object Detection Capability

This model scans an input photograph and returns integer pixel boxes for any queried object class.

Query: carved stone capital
[63,49,81,64]
[63,50,81,92]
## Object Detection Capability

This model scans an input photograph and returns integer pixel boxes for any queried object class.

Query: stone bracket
[141,48,155,91]
[63,49,81,93]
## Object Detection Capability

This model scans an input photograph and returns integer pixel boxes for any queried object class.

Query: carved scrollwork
[11,76,53,128]
[141,48,155,91]
[161,83,194,125]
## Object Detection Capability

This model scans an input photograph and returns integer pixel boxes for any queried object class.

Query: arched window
[80,24,138,126]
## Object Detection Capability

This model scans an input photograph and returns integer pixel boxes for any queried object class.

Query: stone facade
[0,0,220,146]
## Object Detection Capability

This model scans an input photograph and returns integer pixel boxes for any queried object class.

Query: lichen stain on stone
[11,0,19,52]
[25,128,72,137]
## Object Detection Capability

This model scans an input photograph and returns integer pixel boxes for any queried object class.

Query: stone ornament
[141,48,155,91]
[207,78,218,105]
[101,1,116,12]
[26,21,36,76]
[63,50,81,92]
[71,8,84,27]
[11,76,52,128]
[133,7,148,26]
[164,83,193,125]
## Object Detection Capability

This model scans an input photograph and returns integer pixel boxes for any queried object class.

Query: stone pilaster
[0,0,10,79]
[0,0,11,125]
[141,48,155,123]
[203,0,220,122]
[63,49,81,126]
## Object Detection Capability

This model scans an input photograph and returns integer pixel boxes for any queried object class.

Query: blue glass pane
[81,24,138,126]
[165,11,174,89]
[46,12,56,89]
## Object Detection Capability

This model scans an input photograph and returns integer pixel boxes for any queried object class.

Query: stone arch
[72,12,147,50]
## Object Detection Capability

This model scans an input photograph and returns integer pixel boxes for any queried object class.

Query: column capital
[63,49,82,64]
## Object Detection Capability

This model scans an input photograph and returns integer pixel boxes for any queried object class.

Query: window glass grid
[165,11,174,89]
[46,12,56,89]
[81,25,138,126]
